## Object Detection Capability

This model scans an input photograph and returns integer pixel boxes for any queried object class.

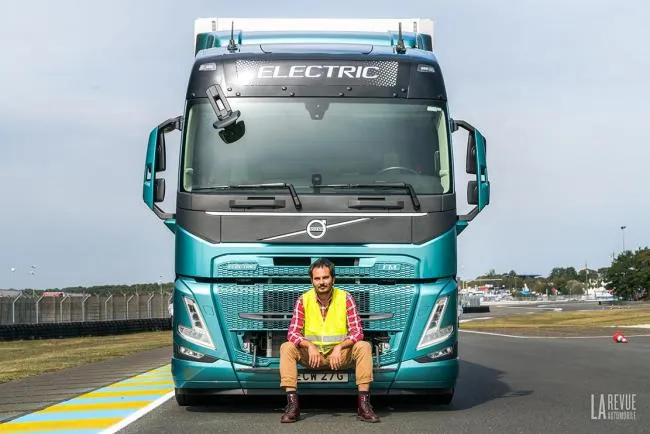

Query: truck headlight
[416,296,454,351]
[178,297,215,349]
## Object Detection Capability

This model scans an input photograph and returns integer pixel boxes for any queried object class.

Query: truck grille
[217,284,416,331]
[216,262,416,279]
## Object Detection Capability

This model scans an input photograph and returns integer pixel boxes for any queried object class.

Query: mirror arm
[451,119,473,133]
[458,206,480,222]
[159,116,183,133]
[153,204,174,221]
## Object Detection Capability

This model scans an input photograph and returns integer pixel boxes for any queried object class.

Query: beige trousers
[279,340,373,389]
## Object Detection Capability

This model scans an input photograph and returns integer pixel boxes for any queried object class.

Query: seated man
[279,258,379,423]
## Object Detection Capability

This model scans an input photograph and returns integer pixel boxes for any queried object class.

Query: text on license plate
[298,372,349,383]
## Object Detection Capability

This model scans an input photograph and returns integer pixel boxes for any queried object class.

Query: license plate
[298,372,349,383]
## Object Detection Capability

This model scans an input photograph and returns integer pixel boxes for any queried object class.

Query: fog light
[427,346,454,360]
[179,346,205,360]
[174,344,218,363]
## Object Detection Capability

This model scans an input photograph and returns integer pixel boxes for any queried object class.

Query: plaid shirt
[287,292,363,347]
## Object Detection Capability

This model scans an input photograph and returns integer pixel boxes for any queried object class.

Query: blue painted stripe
[61,395,163,404]
[120,377,172,382]
[130,372,170,376]
[13,409,132,422]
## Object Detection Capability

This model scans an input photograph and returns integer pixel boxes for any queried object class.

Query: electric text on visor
[256,65,381,79]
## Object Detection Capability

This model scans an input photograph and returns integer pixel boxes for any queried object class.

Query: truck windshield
[181,98,452,194]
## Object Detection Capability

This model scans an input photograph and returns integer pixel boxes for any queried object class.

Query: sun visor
[232,60,400,87]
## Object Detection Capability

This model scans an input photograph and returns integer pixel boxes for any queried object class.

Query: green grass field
[461,305,650,330]
[0,331,172,383]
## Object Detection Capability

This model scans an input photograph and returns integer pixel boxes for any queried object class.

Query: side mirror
[154,178,166,203]
[155,134,166,172]
[451,119,490,223]
[467,180,478,205]
[143,116,182,220]
[466,133,477,175]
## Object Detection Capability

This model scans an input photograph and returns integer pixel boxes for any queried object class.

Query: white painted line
[499,306,562,311]
[459,317,493,323]
[99,390,174,434]
[460,330,650,339]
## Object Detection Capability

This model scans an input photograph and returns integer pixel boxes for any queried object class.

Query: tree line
[18,282,174,295]
[464,247,650,301]
[11,248,650,302]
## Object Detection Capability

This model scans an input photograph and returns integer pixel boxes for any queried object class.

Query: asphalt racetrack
[121,320,649,433]
[3,302,647,433]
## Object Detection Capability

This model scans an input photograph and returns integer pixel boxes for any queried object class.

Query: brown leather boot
[357,392,380,423]
[281,392,300,423]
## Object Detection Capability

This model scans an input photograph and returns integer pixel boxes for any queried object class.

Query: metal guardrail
[0,318,172,341]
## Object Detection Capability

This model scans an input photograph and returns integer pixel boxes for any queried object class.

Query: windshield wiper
[313,183,421,211]
[195,183,302,210]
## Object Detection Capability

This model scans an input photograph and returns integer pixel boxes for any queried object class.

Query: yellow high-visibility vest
[303,287,349,354]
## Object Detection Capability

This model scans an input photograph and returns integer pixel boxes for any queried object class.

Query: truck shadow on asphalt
[185,360,531,418]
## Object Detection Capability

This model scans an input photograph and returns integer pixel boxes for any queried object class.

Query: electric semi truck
[142,18,490,405]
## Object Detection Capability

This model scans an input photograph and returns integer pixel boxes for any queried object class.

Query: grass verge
[0,331,172,383]
[460,305,650,337]
[461,306,650,330]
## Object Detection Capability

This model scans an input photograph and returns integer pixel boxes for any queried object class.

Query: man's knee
[280,341,299,359]
[281,341,295,352]
[353,340,372,356]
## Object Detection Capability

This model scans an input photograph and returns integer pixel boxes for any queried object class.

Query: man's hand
[329,345,343,370]
[307,343,322,368]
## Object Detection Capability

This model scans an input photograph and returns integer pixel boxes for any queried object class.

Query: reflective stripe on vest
[303,287,349,354]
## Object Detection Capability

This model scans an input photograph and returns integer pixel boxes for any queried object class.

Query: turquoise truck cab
[143,18,489,406]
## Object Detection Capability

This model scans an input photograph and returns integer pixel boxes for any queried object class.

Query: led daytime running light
[178,297,215,349]
[416,296,454,350]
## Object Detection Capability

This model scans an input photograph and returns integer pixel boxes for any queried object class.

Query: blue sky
[0,0,648,288]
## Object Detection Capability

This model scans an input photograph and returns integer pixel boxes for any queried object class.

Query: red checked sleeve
[287,295,305,347]
[346,293,364,343]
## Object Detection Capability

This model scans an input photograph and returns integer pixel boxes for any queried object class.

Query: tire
[430,388,454,405]
[175,389,201,406]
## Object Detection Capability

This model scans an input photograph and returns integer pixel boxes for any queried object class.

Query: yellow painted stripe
[82,390,169,398]
[106,380,173,388]
[37,401,152,412]
[0,418,120,432]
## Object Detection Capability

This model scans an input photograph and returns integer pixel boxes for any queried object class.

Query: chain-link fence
[0,292,172,325]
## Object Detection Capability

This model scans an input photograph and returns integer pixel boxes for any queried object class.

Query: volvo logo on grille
[306,219,327,239]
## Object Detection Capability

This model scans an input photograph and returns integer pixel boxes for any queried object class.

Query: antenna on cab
[396,22,406,54]
[227,21,238,52]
